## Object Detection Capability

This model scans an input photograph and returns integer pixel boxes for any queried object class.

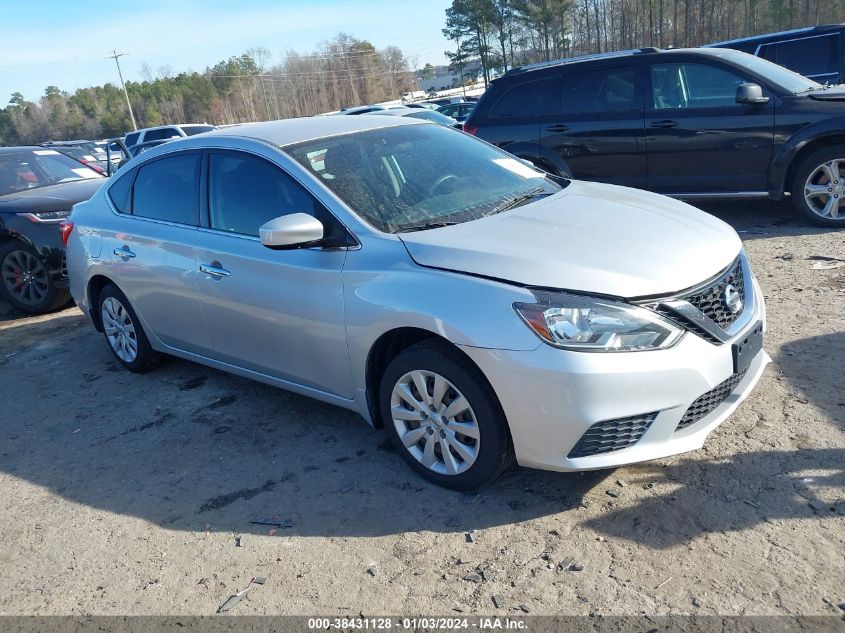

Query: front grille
[684,257,745,330]
[653,305,722,344]
[567,412,657,458]
[675,369,747,431]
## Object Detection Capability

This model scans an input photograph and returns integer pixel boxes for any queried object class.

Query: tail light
[59,220,74,247]
[81,160,105,174]
[463,124,478,136]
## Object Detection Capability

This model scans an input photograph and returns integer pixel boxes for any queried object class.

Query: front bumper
[460,275,769,472]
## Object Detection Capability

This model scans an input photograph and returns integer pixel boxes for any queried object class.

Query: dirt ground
[0,201,843,617]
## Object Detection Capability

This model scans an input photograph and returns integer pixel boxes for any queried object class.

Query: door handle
[650,120,678,128]
[113,247,136,259]
[199,263,231,278]
[545,124,570,132]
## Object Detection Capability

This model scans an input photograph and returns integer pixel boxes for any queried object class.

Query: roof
[507,48,659,75]
[205,115,424,147]
[705,23,845,47]
[0,146,48,154]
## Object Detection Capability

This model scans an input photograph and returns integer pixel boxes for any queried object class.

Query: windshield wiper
[483,187,552,216]
[399,220,461,233]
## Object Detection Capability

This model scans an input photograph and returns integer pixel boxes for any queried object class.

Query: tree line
[444,0,843,85]
[0,34,415,145]
[2,1,842,146]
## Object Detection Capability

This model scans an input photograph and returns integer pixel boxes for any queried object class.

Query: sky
[0,0,454,102]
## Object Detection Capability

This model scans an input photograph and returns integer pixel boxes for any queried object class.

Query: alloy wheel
[1,249,49,307]
[390,370,480,476]
[804,158,845,220]
[101,296,138,363]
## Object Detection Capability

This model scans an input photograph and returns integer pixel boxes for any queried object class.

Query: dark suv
[465,47,845,226]
[707,24,845,85]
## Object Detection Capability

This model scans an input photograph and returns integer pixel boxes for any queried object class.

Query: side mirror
[736,83,769,105]
[259,213,324,249]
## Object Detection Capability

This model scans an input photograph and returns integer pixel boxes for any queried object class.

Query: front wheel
[0,241,69,314]
[790,145,845,226]
[379,341,512,490]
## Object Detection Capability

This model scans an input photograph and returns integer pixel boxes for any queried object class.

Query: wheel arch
[86,274,118,332]
[364,327,502,430]
[783,134,845,194]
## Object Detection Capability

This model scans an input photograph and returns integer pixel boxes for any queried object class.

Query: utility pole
[107,50,137,130]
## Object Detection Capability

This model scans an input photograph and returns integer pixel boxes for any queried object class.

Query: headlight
[514,291,683,352]
[17,211,70,224]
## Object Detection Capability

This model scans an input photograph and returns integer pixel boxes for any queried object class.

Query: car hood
[397,180,742,298]
[0,178,104,213]
[807,85,845,101]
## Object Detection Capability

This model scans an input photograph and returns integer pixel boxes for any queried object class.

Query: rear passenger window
[488,77,557,118]
[107,168,135,213]
[208,152,325,236]
[132,153,199,225]
[559,66,639,114]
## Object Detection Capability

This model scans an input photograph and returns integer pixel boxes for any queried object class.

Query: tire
[379,340,513,490]
[97,283,160,373]
[0,240,70,314]
[790,144,845,227]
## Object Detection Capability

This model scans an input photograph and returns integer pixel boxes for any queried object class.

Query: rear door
[540,63,647,188]
[193,149,353,396]
[471,75,558,168]
[645,57,775,194]
[100,151,209,355]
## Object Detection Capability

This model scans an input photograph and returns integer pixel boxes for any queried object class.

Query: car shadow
[694,199,845,241]
[1,283,842,548]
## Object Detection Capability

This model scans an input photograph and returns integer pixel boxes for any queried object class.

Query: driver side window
[651,63,747,109]
[208,152,326,236]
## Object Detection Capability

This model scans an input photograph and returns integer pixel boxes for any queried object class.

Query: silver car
[65,116,769,489]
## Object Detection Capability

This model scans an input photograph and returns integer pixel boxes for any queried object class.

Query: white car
[65,116,769,489]
[123,124,217,148]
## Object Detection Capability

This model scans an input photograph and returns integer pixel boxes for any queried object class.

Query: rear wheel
[0,241,69,314]
[791,145,845,226]
[97,283,160,373]
[379,340,512,490]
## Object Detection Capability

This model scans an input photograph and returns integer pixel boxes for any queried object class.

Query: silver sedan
[64,116,768,489]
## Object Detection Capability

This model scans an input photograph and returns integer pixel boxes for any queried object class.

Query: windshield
[719,49,821,93]
[0,149,103,194]
[286,123,563,233]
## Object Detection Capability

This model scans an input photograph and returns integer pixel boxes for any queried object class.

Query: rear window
[108,168,135,213]
[488,77,558,118]
[131,153,199,225]
[182,125,216,136]
[143,128,181,142]
[124,132,140,147]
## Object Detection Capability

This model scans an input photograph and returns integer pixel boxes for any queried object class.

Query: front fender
[769,116,845,195]
[342,236,541,398]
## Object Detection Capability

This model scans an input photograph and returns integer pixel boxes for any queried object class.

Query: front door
[645,59,775,194]
[194,150,352,397]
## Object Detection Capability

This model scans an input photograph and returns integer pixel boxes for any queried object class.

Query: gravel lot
[0,201,843,617]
